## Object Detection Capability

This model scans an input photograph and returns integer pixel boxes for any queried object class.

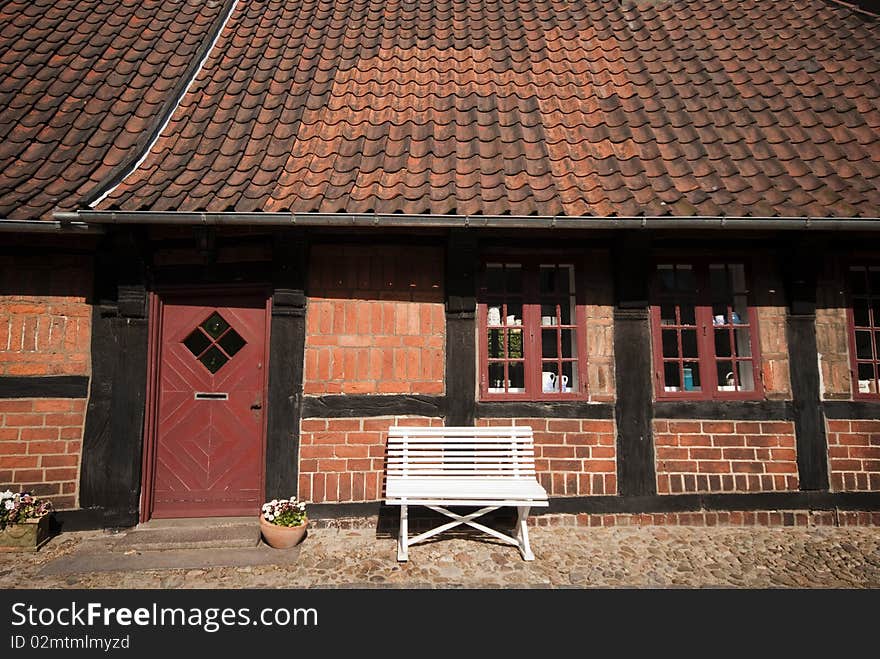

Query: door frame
[140,284,272,523]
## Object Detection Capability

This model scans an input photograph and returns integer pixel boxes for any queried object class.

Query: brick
[698,461,732,473]
[12,469,43,482]
[32,399,77,412]
[3,413,44,427]
[2,456,39,468]
[43,467,77,481]
[660,460,698,472]
[547,420,580,433]
[731,462,764,474]
[760,422,794,434]
[0,428,20,440]
[40,454,79,468]
[702,421,735,433]
[668,421,702,433]
[19,427,59,440]
[0,400,34,412]
[300,419,328,432]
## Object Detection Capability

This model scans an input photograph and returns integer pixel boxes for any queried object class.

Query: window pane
[541,329,557,358]
[506,265,522,294]
[486,265,504,292]
[871,300,880,328]
[734,327,752,358]
[487,328,504,358]
[559,299,574,325]
[715,330,732,357]
[561,362,575,393]
[679,303,696,326]
[681,330,698,358]
[717,361,735,390]
[487,305,502,327]
[662,330,679,358]
[218,329,246,357]
[677,266,695,294]
[539,266,554,294]
[504,302,523,326]
[541,363,560,392]
[507,328,524,359]
[660,303,676,325]
[183,329,212,357]
[856,331,874,360]
[664,362,681,390]
[540,304,557,323]
[710,265,731,304]
[658,265,675,293]
[508,362,525,391]
[869,267,880,295]
[201,312,230,339]
[736,361,756,391]
[561,329,575,358]
[857,363,877,394]
[682,361,701,391]
[488,363,505,391]
[853,301,870,327]
[849,267,867,295]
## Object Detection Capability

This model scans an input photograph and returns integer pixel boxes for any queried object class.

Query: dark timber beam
[79,227,150,526]
[265,232,308,500]
[445,229,478,425]
[784,240,829,491]
[613,233,656,496]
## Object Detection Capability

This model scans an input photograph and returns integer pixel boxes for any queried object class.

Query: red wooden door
[151,293,268,518]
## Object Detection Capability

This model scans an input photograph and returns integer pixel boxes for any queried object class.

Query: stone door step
[110,518,260,552]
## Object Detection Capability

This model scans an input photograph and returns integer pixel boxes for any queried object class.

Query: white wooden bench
[384,426,549,561]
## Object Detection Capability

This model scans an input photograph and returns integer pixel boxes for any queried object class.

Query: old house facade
[1,0,879,529]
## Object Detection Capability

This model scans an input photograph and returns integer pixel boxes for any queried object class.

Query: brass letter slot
[194,392,228,400]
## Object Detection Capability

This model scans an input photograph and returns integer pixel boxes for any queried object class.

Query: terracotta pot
[259,516,307,549]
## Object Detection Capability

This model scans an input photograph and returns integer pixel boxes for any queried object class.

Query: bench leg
[514,506,535,561]
[397,503,408,562]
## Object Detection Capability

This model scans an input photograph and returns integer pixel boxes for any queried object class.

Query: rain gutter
[53,211,880,231]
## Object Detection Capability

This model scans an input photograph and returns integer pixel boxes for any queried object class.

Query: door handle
[250,402,262,410]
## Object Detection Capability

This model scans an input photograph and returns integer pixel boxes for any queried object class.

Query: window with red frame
[651,262,762,400]
[478,260,586,400]
[848,265,880,398]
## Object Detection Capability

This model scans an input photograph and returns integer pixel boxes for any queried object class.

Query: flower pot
[0,515,51,552]
[259,516,307,549]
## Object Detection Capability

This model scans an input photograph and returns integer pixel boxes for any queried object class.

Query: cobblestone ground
[1,525,879,589]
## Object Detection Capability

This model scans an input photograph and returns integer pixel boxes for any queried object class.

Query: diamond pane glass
[199,346,229,373]
[218,329,246,357]
[184,312,247,373]
[201,312,230,339]
[183,329,212,357]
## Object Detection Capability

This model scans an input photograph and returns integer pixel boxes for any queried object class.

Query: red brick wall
[653,420,799,494]
[827,420,880,491]
[298,416,443,503]
[0,398,85,508]
[0,255,91,376]
[532,510,880,527]
[477,418,617,496]
[304,245,444,395]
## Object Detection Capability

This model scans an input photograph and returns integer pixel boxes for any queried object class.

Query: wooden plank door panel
[151,293,268,518]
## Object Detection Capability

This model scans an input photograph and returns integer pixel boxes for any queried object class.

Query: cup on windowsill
[541,316,555,326]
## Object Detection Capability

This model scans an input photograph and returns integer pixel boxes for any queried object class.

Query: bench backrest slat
[387,426,537,479]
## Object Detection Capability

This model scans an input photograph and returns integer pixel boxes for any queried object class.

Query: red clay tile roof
[0,0,231,221]
[99,0,880,218]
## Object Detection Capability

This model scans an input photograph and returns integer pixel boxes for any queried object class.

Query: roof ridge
[81,0,240,209]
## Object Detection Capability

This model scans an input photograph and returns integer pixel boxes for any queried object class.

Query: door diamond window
[183,312,245,373]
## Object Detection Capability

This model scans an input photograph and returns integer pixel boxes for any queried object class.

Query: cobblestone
[1,525,879,589]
